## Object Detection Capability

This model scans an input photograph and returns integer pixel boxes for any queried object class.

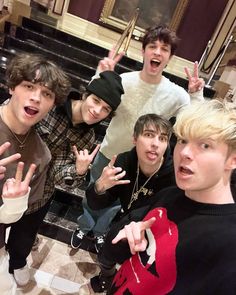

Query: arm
[93,46,125,78]
[53,131,96,190]
[0,162,36,224]
[86,155,130,209]
[185,61,205,102]
[112,217,156,255]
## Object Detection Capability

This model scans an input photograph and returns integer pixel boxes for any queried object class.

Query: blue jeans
[78,151,121,236]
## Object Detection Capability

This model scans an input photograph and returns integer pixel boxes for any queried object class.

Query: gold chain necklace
[0,106,31,149]
[127,158,163,210]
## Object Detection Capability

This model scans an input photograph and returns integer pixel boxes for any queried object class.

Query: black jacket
[86,146,175,213]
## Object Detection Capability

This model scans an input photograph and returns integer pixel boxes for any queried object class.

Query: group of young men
[0,23,235,295]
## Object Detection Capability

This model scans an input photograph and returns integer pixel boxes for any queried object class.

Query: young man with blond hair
[101,100,236,294]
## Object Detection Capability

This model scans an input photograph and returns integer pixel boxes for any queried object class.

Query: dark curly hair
[142,25,180,56]
[6,53,71,105]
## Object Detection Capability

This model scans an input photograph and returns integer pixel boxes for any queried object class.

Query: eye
[24,83,33,89]
[177,138,187,145]
[44,91,52,98]
[93,97,100,104]
[159,135,167,142]
[143,132,153,138]
[103,107,111,114]
[201,143,210,149]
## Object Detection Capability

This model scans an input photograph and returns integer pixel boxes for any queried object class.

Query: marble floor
[16,234,105,295]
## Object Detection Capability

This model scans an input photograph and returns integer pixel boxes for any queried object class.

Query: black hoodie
[86,146,176,213]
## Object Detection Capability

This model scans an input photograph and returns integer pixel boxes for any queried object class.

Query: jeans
[78,151,121,236]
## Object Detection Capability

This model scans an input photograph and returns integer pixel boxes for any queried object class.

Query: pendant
[19,144,25,149]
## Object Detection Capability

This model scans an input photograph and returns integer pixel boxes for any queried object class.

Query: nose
[151,136,160,147]
[94,105,103,115]
[180,144,192,159]
[30,89,41,102]
[154,46,161,55]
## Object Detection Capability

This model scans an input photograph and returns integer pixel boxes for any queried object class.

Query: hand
[73,144,100,176]
[95,155,130,193]
[0,142,21,180]
[184,61,205,93]
[97,46,125,72]
[112,217,156,255]
[2,162,36,199]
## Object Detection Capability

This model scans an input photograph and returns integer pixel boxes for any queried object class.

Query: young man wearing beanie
[35,70,124,247]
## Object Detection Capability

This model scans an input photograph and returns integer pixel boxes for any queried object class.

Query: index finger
[184,66,192,80]
[15,161,24,184]
[90,144,100,159]
[0,153,21,167]
[108,155,117,168]
[140,217,156,231]
[72,145,79,158]
[0,142,11,156]
[23,163,37,186]
[109,46,125,62]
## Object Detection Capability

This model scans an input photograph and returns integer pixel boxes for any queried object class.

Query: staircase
[0,15,215,251]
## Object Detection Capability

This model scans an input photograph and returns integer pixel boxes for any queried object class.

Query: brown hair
[133,113,172,140]
[142,25,180,56]
[6,53,71,105]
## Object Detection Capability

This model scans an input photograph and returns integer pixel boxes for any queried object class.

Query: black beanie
[86,71,124,111]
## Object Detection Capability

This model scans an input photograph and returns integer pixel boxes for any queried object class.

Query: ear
[226,153,236,171]
[133,136,137,146]
[9,88,13,95]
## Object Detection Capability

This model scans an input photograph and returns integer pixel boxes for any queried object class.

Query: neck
[140,70,162,84]
[71,99,83,125]
[0,105,29,135]
[186,183,235,204]
[139,157,164,177]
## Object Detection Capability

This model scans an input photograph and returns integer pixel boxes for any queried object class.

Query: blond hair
[174,100,236,153]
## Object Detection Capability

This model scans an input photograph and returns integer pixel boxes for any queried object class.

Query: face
[134,124,168,174]
[80,94,112,125]
[174,137,236,198]
[142,39,171,78]
[9,81,55,131]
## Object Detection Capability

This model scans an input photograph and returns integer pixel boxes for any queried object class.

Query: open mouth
[150,59,161,68]
[179,166,193,175]
[24,107,39,116]
[147,151,158,160]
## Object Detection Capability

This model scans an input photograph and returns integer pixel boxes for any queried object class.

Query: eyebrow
[143,129,168,136]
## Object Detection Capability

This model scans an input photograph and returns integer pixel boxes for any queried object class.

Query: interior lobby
[0,0,236,294]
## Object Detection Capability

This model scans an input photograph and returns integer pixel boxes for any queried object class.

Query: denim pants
[78,151,121,236]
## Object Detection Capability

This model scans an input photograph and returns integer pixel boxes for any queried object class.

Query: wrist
[95,180,106,195]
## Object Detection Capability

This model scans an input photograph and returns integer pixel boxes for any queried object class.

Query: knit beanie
[86,71,124,111]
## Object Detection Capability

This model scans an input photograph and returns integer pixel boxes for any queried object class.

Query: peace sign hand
[2,162,36,199]
[97,46,125,72]
[184,61,205,93]
[0,142,21,180]
[95,155,130,194]
[73,144,100,176]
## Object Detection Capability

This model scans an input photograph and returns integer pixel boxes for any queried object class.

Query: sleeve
[0,190,30,224]
[100,205,152,265]
[86,152,128,210]
[189,88,205,101]
[86,182,118,210]
[53,130,95,191]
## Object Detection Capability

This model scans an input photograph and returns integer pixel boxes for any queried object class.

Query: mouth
[24,106,39,116]
[179,166,193,175]
[88,111,98,122]
[150,59,161,68]
[146,151,158,160]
